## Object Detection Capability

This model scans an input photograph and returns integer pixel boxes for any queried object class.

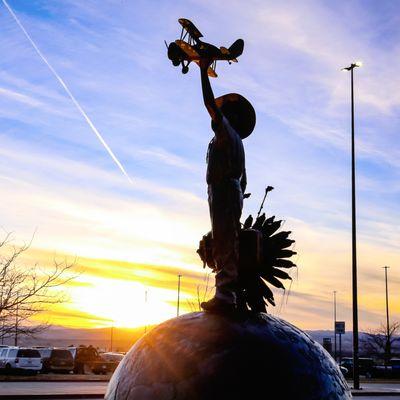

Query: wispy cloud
[0,0,399,329]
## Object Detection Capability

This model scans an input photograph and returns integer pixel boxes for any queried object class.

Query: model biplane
[166,18,244,78]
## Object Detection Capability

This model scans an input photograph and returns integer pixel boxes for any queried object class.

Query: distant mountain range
[2,325,148,352]
[2,325,399,356]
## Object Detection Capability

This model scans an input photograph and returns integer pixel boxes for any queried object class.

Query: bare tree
[0,232,76,343]
[187,272,214,312]
[362,321,400,364]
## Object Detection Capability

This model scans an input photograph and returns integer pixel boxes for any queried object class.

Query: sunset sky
[0,0,399,331]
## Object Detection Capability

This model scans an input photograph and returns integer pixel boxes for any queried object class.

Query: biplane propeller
[166,18,244,78]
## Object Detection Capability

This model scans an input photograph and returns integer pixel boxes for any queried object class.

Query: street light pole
[177,274,182,317]
[110,323,114,352]
[343,61,362,390]
[383,266,390,364]
[334,291,337,361]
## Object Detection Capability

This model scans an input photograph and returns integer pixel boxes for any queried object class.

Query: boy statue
[199,58,256,313]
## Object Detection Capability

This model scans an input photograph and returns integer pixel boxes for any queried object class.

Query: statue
[167,18,296,314]
[198,63,253,312]
[104,19,351,400]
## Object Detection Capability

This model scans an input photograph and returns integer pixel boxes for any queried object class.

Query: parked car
[0,347,42,374]
[340,357,375,378]
[38,348,74,373]
[100,352,125,363]
[99,352,125,372]
[0,347,9,369]
[68,345,113,374]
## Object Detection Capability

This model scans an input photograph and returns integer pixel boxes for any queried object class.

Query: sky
[0,0,399,331]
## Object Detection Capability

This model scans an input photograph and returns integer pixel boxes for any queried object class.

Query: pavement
[0,381,107,398]
[0,374,110,382]
[0,380,399,399]
[357,396,400,400]
[351,382,400,396]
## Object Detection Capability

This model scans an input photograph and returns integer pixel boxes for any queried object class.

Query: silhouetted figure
[167,19,296,313]
[199,58,255,313]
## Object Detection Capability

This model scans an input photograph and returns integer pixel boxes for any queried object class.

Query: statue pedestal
[105,312,351,400]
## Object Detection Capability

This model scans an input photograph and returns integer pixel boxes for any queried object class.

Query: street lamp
[110,322,114,352]
[383,266,390,365]
[342,61,362,390]
[333,291,337,361]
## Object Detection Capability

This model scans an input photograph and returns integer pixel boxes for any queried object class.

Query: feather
[270,231,292,241]
[243,215,253,229]
[252,213,266,229]
[264,215,275,224]
[264,275,285,289]
[274,249,297,259]
[274,259,297,269]
[261,220,282,236]
[271,268,292,280]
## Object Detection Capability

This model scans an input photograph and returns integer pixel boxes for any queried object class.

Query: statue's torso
[206,116,245,186]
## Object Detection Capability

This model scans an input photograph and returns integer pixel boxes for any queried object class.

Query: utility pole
[334,291,337,361]
[343,61,362,390]
[383,266,390,365]
[110,323,114,352]
[177,274,182,317]
[144,289,148,334]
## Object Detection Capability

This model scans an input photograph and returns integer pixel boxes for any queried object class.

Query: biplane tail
[228,39,244,59]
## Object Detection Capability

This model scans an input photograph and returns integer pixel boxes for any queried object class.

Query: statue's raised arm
[199,58,222,126]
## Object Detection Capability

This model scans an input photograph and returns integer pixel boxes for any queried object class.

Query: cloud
[1,0,399,330]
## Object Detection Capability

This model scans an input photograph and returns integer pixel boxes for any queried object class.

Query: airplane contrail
[2,0,133,184]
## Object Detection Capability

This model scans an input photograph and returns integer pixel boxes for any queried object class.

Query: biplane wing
[175,39,200,60]
[176,40,217,77]
[178,18,203,41]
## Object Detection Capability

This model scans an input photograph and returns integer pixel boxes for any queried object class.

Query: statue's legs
[208,179,243,305]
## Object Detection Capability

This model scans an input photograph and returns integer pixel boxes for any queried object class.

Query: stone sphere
[105,312,351,400]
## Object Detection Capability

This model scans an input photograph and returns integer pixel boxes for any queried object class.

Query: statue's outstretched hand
[199,57,213,70]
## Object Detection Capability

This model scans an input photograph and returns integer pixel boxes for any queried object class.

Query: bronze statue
[167,19,296,313]
[103,21,349,400]
[199,58,255,312]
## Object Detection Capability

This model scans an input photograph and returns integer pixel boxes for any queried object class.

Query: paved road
[357,398,400,400]
[354,382,400,393]
[0,380,399,398]
[31,397,400,400]
[0,381,107,396]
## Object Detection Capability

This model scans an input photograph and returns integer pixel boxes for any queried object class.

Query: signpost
[335,321,346,364]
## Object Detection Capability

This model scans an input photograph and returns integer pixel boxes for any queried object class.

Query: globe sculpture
[105,312,351,400]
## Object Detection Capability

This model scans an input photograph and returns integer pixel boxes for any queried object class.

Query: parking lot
[0,380,399,399]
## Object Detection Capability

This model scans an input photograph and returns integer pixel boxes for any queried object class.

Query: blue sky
[0,0,399,329]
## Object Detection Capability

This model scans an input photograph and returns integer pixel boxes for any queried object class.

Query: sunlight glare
[69,277,180,328]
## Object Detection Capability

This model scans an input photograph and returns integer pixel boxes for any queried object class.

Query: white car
[100,352,125,363]
[0,347,42,373]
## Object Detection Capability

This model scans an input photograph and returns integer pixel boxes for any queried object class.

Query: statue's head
[215,93,256,139]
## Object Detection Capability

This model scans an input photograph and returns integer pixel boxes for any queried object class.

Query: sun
[67,276,184,328]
